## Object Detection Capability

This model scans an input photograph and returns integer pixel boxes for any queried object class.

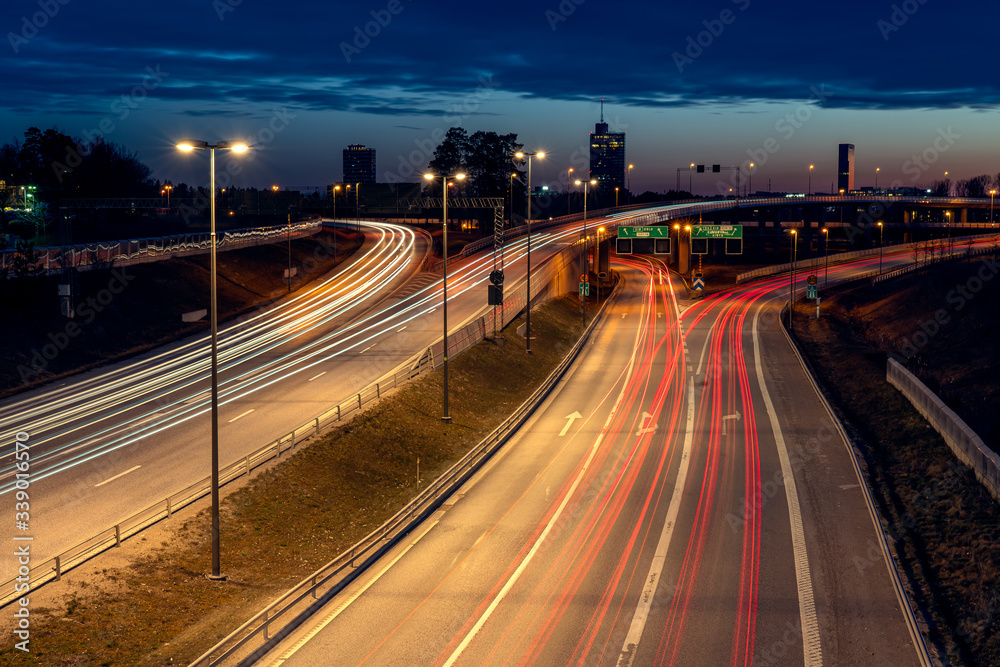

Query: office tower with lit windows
[589,102,626,190]
[343,144,376,184]
[838,143,855,192]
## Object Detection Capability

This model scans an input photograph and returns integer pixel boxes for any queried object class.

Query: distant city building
[589,101,626,191]
[343,144,376,184]
[838,143,855,193]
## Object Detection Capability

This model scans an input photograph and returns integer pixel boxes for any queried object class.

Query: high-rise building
[838,143,855,193]
[343,144,376,184]
[589,101,626,191]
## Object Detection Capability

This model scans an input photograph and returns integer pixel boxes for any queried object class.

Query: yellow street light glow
[455,173,466,180]
[423,173,434,180]
[537,152,545,159]
[674,223,680,230]
[684,225,691,231]
[230,144,248,153]
[599,226,605,233]
[176,143,195,152]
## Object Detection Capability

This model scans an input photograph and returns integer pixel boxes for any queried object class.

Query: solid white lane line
[397,326,407,332]
[228,409,255,423]
[695,316,719,377]
[268,519,440,666]
[753,304,822,666]
[95,465,141,488]
[616,383,695,667]
[361,346,372,353]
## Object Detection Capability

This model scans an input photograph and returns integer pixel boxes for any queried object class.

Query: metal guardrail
[189,275,621,667]
[1,219,324,277]
[888,359,1000,503]
[736,233,1000,284]
[0,231,592,610]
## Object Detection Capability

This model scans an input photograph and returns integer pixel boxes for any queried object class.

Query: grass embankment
[791,256,1000,666]
[0,230,361,399]
[0,294,590,666]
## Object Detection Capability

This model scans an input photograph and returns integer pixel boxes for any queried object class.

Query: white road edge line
[616,383,695,667]
[268,519,440,666]
[753,304,822,666]
[443,271,647,666]
[228,409,255,423]
[95,465,141,488]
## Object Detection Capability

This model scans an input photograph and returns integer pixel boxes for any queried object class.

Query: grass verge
[0,294,588,666]
[791,266,1000,666]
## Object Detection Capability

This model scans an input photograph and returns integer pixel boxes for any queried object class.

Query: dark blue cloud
[1,0,995,117]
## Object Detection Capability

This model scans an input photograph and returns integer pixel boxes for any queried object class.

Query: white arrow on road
[636,411,658,436]
[721,411,742,436]
[560,411,583,436]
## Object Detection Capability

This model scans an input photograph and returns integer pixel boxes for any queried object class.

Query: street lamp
[877,221,884,273]
[515,150,544,353]
[808,165,814,195]
[355,182,361,237]
[945,210,951,254]
[789,229,798,330]
[424,171,466,422]
[575,178,598,312]
[627,164,634,204]
[875,167,880,190]
[567,167,574,215]
[747,162,754,197]
[991,190,997,226]
[510,172,517,227]
[176,138,249,581]
[821,227,829,286]
[162,183,172,209]
[615,186,619,208]
[689,163,694,194]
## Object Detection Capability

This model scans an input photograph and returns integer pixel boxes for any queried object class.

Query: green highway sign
[690,225,743,239]
[618,226,670,239]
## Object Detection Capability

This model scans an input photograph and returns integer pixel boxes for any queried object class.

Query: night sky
[2,0,996,195]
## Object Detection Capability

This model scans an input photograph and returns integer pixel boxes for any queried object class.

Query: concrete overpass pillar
[679,234,690,274]
[961,208,968,224]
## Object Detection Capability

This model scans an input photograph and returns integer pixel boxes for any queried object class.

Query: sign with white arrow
[721,411,742,436]
[636,411,658,436]
[560,411,583,436]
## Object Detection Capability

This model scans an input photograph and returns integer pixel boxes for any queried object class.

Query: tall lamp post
[789,229,797,330]
[615,186,619,208]
[808,165,814,195]
[877,221,884,273]
[689,163,694,194]
[509,172,517,227]
[822,227,829,286]
[747,162,754,197]
[515,150,544,353]
[567,167,574,215]
[627,164,634,204]
[991,190,997,227]
[176,139,249,580]
[355,182,361,237]
[945,210,951,254]
[575,178,597,325]
[424,171,466,422]
[875,167,880,190]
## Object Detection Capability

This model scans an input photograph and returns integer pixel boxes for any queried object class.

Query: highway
[0,211,658,584]
[261,247,938,665]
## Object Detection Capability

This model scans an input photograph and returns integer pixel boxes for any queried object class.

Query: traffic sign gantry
[690,225,743,239]
[618,226,670,238]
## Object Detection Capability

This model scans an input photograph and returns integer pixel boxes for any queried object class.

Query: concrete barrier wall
[887,358,1000,502]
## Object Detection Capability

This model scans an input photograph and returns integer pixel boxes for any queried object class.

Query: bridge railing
[1,218,323,277]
